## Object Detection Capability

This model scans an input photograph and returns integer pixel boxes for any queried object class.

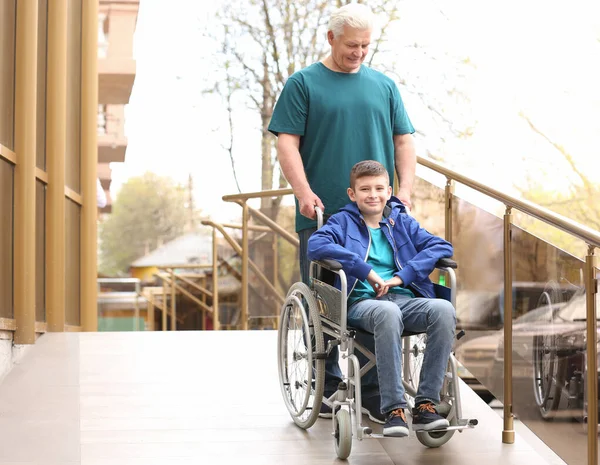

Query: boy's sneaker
[382,408,409,437]
[361,395,386,424]
[411,402,450,431]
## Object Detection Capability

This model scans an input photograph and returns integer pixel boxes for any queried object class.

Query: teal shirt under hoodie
[268,63,414,232]
[348,226,415,306]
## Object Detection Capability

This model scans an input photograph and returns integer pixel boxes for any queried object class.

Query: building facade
[0,0,137,374]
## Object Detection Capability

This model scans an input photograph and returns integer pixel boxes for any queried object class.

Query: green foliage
[99,172,191,276]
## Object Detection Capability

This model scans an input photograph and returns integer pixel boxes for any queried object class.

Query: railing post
[273,233,279,326]
[503,206,515,444]
[444,178,454,243]
[585,245,597,465]
[212,228,220,330]
[242,201,249,330]
[170,268,176,331]
[201,276,206,330]
[161,279,167,331]
[147,291,154,331]
[133,280,139,331]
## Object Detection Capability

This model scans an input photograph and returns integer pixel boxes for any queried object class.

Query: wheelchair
[276,209,477,459]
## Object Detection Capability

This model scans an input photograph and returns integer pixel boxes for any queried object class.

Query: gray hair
[328,3,374,38]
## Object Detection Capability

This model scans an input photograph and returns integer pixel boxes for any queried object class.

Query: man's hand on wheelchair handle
[296,188,325,219]
[367,270,388,298]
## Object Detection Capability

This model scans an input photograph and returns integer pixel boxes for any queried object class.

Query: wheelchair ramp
[0,331,565,464]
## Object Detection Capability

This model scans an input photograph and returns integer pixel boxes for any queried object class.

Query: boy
[307,160,456,437]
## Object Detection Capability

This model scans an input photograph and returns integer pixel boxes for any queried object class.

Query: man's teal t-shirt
[348,227,415,306]
[268,63,414,232]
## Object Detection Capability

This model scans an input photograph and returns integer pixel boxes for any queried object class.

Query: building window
[98,104,107,135]
[98,12,108,58]
[65,198,81,326]
[0,0,16,150]
[36,0,48,170]
[66,0,82,193]
[0,159,14,319]
[36,180,46,322]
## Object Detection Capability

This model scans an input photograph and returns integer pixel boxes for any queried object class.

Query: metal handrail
[221,159,600,248]
[222,188,293,201]
[418,156,600,248]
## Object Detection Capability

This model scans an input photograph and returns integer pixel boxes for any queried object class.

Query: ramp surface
[0,331,565,464]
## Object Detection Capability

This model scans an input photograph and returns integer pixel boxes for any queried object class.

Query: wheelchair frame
[277,209,477,459]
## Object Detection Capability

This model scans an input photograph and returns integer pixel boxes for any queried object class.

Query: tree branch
[519,112,592,191]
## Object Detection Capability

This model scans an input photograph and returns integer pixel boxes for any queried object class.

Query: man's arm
[277,133,324,219]
[393,133,416,210]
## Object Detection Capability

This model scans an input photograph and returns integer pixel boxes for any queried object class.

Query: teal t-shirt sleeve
[268,76,307,137]
[392,85,415,135]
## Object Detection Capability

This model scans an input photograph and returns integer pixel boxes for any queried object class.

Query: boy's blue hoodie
[307,196,453,299]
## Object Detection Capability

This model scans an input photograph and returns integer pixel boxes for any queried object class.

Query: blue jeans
[298,227,379,399]
[348,293,456,413]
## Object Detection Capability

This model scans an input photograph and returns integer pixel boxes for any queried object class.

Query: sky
[110,0,600,223]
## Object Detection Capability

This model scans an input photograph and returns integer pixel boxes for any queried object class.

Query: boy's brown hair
[349,160,390,189]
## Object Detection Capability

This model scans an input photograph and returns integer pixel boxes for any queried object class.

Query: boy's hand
[385,276,404,288]
[367,270,388,298]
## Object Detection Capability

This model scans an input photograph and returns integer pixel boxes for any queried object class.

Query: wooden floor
[0,331,565,465]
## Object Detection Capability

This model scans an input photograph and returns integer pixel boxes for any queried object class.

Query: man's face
[328,26,371,73]
[347,175,392,216]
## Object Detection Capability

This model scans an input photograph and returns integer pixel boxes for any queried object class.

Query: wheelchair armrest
[314,259,343,271]
[436,258,457,269]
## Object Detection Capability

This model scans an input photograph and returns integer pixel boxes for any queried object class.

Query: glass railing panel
[450,192,507,403]
[412,175,446,239]
[510,219,590,465]
[411,174,449,289]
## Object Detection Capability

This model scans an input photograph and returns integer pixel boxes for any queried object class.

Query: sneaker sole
[412,418,450,431]
[383,425,409,437]
[361,407,386,425]
[318,412,333,419]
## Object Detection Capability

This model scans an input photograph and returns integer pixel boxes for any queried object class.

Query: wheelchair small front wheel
[277,282,325,429]
[415,416,456,448]
[334,409,352,460]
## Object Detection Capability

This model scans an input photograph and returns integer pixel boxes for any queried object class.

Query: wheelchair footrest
[366,420,477,439]
[415,421,477,433]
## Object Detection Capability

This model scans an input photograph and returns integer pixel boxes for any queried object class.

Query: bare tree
[519,112,600,232]
[209,0,407,218]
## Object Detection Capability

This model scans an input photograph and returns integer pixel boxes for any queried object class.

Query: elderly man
[268,3,416,424]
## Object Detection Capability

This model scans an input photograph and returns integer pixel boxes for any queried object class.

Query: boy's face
[347,175,392,217]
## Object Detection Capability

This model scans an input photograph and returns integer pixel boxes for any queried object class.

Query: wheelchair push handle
[315,206,324,229]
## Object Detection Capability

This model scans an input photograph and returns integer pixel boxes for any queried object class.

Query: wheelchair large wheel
[277,282,325,429]
[532,286,566,420]
[334,409,352,459]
